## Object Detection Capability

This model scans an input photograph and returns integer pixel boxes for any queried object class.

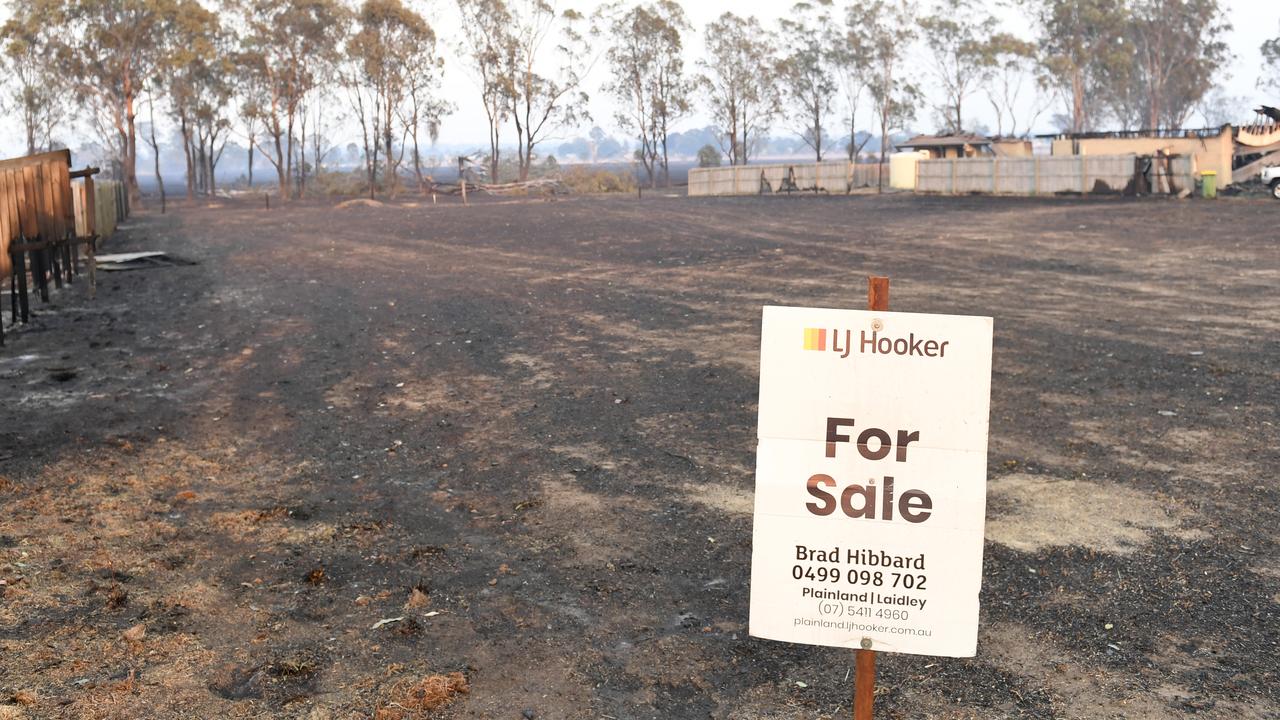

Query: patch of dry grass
[374,672,470,719]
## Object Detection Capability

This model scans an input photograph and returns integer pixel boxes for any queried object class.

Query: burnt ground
[0,191,1277,720]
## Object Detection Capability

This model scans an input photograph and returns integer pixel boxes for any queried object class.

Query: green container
[1201,171,1217,199]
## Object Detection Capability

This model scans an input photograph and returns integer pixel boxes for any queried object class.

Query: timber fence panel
[815,162,844,191]
[688,162,888,196]
[1084,155,1138,193]
[1038,157,1084,194]
[915,154,1193,196]
[38,162,60,240]
[1148,156,1196,195]
[850,163,885,188]
[54,160,74,235]
[95,181,119,238]
[73,182,87,238]
[92,183,108,236]
[793,164,812,190]
[758,166,786,193]
[688,169,710,196]
[917,160,954,193]
[953,159,998,193]
[792,164,814,191]
[0,171,13,277]
[21,166,42,237]
[996,158,1037,194]
[0,150,105,334]
[827,161,849,190]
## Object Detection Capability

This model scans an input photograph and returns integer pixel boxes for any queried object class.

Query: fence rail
[915,154,1196,196]
[688,161,887,196]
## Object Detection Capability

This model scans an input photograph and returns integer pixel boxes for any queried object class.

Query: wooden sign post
[749,277,993,719]
[856,275,890,719]
[855,643,876,718]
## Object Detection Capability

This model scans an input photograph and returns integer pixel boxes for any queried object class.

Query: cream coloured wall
[1050,130,1233,184]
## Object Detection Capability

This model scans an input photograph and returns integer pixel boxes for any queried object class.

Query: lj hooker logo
[803,327,952,359]
[801,327,829,351]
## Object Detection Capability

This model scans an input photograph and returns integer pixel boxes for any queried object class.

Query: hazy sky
[0,0,1276,157]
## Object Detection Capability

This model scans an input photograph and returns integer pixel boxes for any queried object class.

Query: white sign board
[749,305,993,658]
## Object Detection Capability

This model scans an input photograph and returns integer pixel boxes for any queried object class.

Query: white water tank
[890,150,929,190]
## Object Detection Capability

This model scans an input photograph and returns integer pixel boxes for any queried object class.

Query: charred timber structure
[0,150,127,346]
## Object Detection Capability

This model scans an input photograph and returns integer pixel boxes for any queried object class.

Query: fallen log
[426,180,481,196]
[427,178,568,196]
[481,178,567,195]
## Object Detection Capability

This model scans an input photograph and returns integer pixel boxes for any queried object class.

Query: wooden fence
[0,149,125,344]
[915,154,1196,196]
[73,178,122,239]
[688,161,887,196]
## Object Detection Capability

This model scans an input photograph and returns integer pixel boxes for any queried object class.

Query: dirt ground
[0,191,1277,719]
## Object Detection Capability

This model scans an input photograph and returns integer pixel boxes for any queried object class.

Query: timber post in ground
[855,274,890,719]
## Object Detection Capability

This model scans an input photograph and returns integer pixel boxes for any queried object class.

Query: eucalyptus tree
[981,33,1042,137]
[0,5,69,155]
[698,12,779,166]
[507,1,593,181]
[1027,0,1130,133]
[400,10,452,192]
[456,0,514,182]
[777,0,839,161]
[1263,23,1280,99]
[1123,0,1230,128]
[853,0,920,189]
[24,0,182,204]
[649,1,693,185]
[833,9,872,161]
[603,3,660,186]
[143,95,165,208]
[603,1,691,187]
[163,1,234,198]
[346,0,445,197]
[237,0,349,200]
[917,0,998,133]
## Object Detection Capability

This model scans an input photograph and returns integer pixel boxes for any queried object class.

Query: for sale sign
[749,305,993,658]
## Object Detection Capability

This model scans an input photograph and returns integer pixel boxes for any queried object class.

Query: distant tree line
[0,0,1245,201]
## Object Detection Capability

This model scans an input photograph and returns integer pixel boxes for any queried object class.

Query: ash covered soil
[0,192,1277,719]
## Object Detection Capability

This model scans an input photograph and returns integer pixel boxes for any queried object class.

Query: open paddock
[0,192,1276,719]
